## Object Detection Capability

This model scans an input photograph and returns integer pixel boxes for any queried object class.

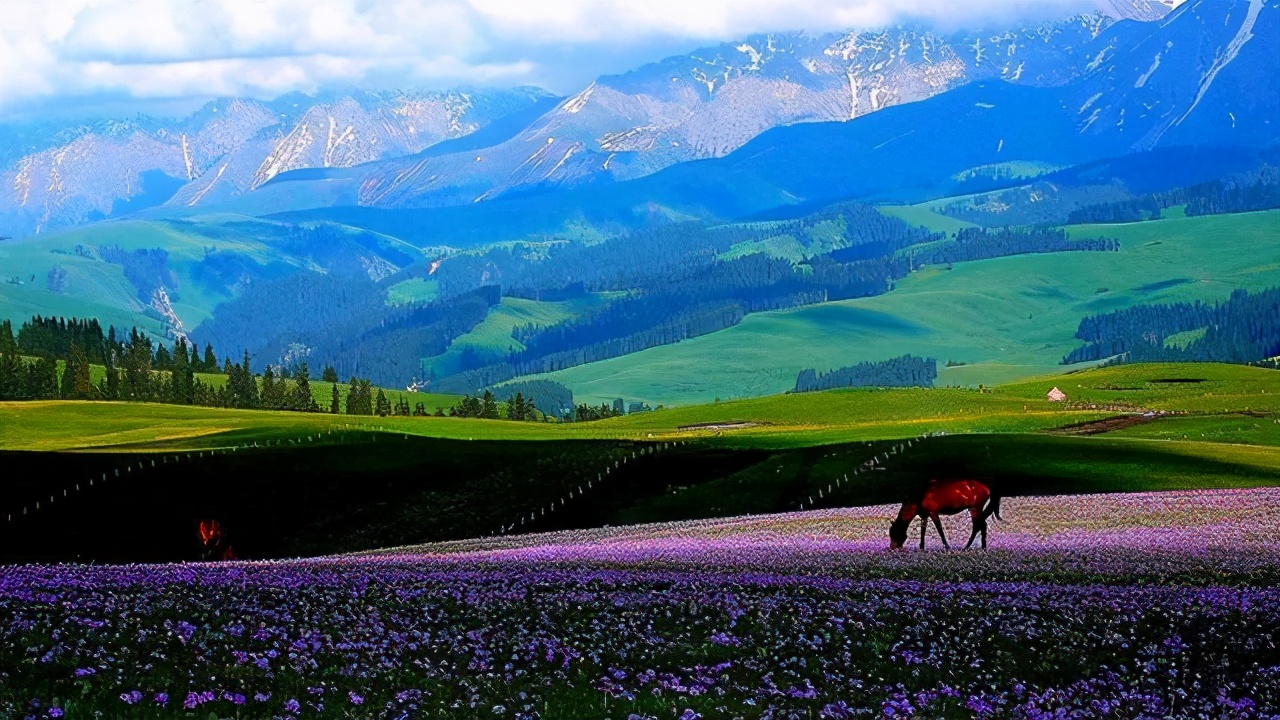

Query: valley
[3,1,1280,717]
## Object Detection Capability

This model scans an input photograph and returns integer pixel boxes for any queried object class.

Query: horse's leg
[965,507,981,549]
[931,513,949,549]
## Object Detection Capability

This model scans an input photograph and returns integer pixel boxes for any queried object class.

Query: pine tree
[61,343,79,398]
[27,357,58,399]
[121,329,153,400]
[65,342,93,399]
[345,377,374,415]
[171,338,193,404]
[0,320,15,353]
[514,392,527,421]
[228,351,259,409]
[104,349,120,400]
[154,344,172,371]
[375,388,391,417]
[330,383,340,414]
[293,362,318,412]
[261,366,280,409]
[0,352,23,399]
[204,344,219,373]
[482,390,499,419]
[322,365,339,383]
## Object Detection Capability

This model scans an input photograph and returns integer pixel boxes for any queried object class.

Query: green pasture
[877,201,977,235]
[421,295,608,377]
[539,211,1280,406]
[385,277,439,306]
[4,363,1275,453]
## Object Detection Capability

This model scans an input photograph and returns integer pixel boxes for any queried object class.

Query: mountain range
[5,0,1261,239]
[0,89,553,236]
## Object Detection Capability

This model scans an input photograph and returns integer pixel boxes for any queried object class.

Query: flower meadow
[3,489,1280,719]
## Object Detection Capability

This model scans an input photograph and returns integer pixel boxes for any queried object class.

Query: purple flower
[348,691,364,705]
[120,690,143,704]
[284,698,301,714]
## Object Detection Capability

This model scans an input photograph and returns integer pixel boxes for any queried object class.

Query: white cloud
[0,0,1107,114]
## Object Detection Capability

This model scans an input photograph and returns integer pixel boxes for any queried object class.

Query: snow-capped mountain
[340,14,1126,210]
[1073,0,1276,149]
[4,0,1268,236]
[270,0,1271,216]
[0,88,551,236]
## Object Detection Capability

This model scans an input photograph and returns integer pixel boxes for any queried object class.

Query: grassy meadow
[3,362,1276,452]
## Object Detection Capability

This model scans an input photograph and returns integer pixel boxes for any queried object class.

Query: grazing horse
[889,479,1001,550]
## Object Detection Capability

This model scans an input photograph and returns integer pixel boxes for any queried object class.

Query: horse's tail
[983,493,1002,522]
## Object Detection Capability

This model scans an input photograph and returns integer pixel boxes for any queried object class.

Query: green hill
[536,211,1280,406]
[0,213,425,335]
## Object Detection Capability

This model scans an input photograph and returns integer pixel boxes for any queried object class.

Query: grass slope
[0,213,423,333]
[421,295,609,377]
[540,211,1280,406]
[877,202,976,235]
[3,363,1275,452]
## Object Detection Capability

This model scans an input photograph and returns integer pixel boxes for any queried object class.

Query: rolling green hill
[536,211,1280,407]
[421,295,610,378]
[0,213,427,335]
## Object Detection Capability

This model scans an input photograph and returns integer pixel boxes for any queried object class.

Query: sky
[0,0,1154,119]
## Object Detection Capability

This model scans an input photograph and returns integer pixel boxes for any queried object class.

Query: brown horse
[889,479,1001,550]
[197,519,236,561]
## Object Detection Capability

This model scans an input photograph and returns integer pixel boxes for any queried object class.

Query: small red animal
[197,519,236,561]
[889,478,1001,550]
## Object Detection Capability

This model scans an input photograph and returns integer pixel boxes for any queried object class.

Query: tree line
[1062,288,1280,365]
[0,315,412,417]
[445,390,550,421]
[795,355,938,392]
[1067,165,1279,225]
[912,227,1118,267]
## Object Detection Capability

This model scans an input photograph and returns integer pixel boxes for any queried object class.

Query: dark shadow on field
[2,432,1274,564]
[0,435,765,564]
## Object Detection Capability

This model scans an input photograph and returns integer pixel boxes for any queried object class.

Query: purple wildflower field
[3,488,1280,719]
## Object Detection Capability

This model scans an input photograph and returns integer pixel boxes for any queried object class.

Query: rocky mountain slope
[0,89,551,236]
[264,0,1277,245]
[266,0,1261,215]
[330,14,1126,211]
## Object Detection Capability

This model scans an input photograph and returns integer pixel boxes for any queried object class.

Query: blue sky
[0,0,1155,118]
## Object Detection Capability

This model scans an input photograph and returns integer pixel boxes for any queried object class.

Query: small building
[1046,387,1067,402]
